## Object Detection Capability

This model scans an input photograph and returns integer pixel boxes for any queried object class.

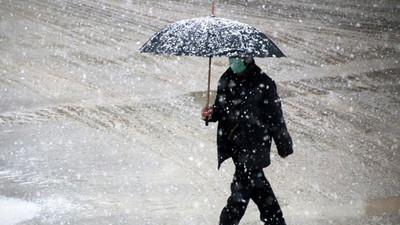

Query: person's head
[228,57,254,75]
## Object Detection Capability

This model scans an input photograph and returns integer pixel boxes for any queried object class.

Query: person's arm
[267,80,293,158]
[201,76,227,122]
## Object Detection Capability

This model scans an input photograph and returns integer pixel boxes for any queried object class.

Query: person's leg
[250,170,286,225]
[219,169,251,225]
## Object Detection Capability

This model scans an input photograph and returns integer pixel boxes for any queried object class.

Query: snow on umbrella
[139,16,285,58]
[140,14,285,125]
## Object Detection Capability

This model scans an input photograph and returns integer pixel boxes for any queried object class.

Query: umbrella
[139,16,285,58]
[140,3,285,125]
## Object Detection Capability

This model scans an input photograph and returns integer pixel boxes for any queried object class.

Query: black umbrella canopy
[140,16,285,58]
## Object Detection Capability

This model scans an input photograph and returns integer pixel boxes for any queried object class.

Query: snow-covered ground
[0,0,399,224]
[0,196,41,225]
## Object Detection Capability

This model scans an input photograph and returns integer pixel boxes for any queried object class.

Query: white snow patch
[0,196,41,225]
[37,195,79,215]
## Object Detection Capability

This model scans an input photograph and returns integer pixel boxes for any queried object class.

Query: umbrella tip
[211,0,215,16]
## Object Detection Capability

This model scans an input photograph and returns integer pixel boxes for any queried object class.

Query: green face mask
[229,57,247,74]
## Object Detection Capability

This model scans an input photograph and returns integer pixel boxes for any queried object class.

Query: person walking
[201,57,293,225]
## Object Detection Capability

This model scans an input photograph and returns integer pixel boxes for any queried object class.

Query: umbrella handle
[205,103,210,126]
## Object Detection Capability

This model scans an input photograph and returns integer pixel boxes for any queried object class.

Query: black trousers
[219,167,286,225]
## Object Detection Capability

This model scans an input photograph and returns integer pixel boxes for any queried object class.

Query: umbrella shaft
[211,0,215,16]
[207,57,212,107]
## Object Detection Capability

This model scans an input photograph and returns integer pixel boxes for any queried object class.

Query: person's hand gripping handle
[201,105,213,126]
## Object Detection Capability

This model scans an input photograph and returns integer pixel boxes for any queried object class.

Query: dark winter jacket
[208,61,293,170]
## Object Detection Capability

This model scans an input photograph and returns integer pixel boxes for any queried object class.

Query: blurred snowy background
[0,0,399,224]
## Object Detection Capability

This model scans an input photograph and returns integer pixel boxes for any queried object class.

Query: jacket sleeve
[267,80,293,157]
